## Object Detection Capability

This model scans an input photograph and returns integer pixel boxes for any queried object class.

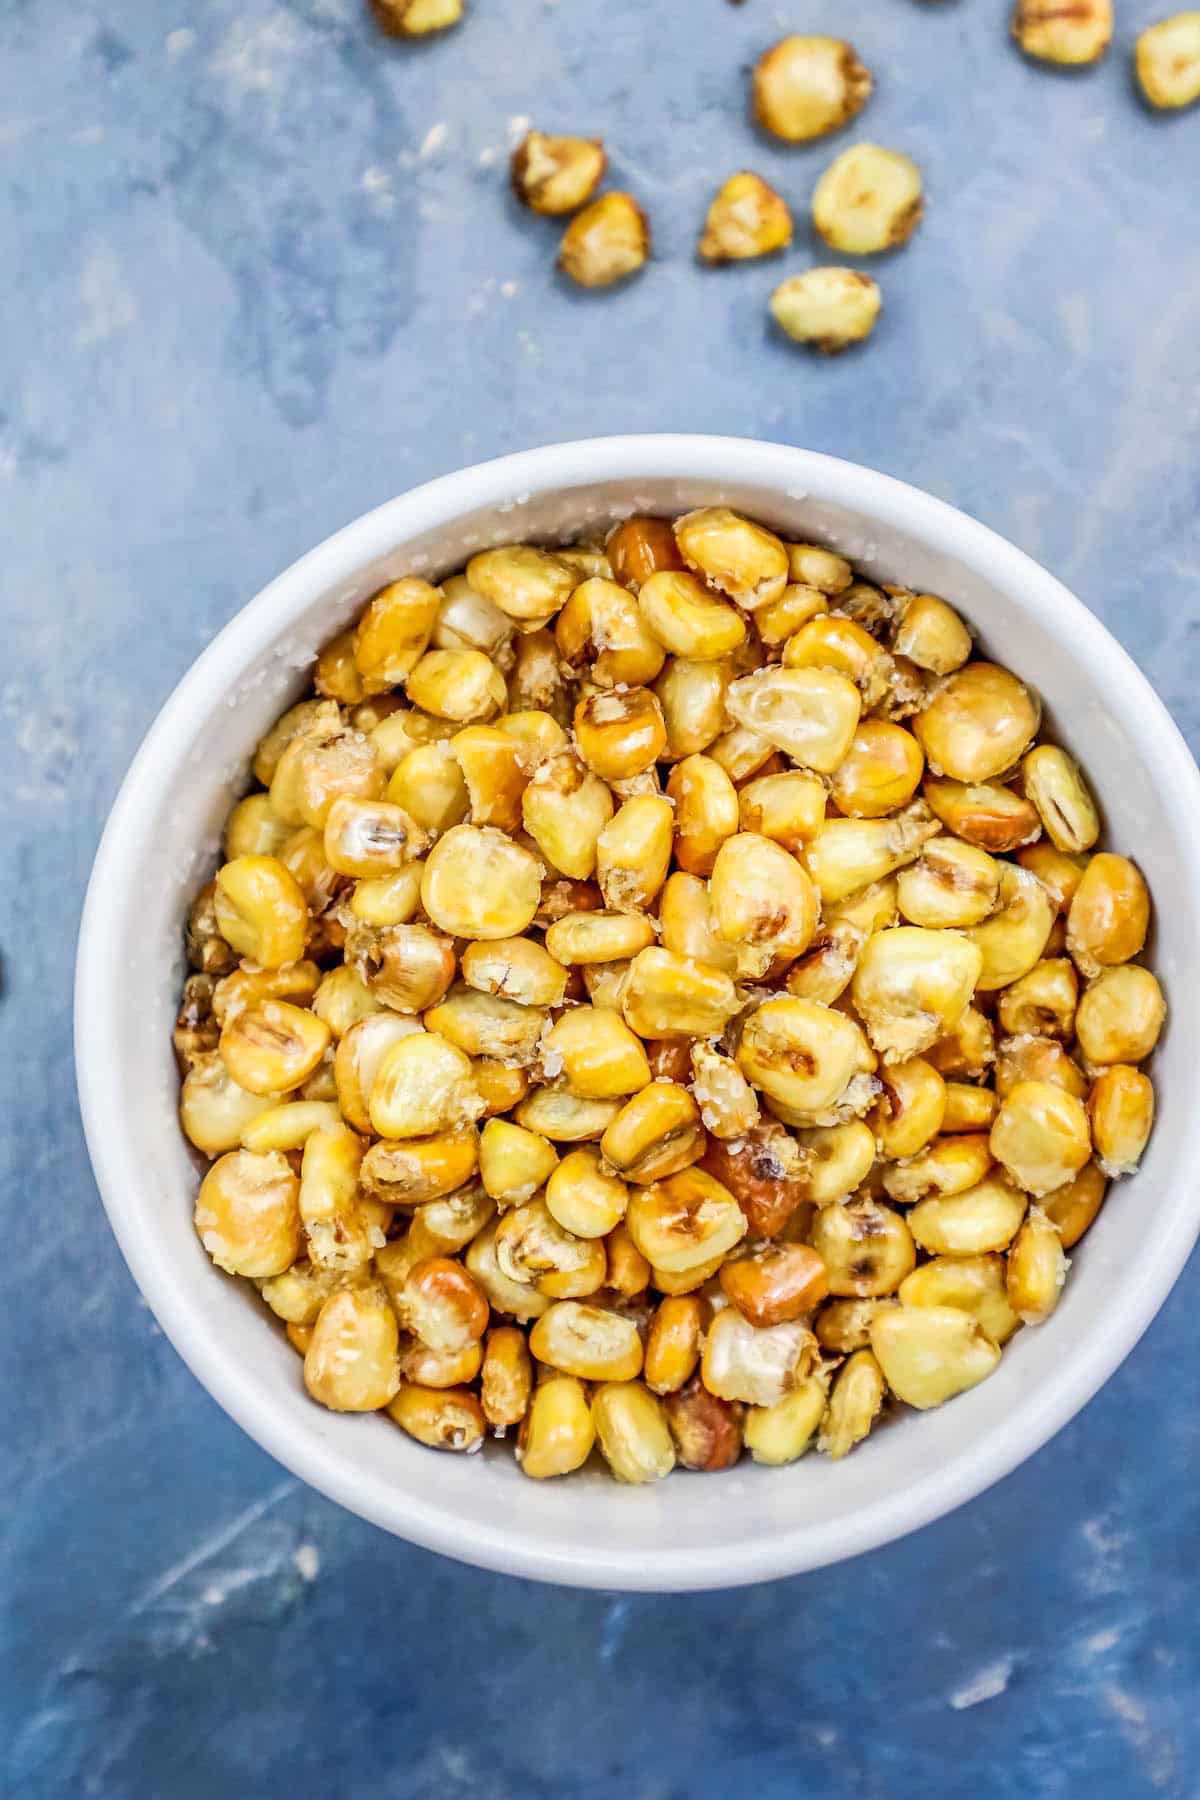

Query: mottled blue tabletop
[3,0,1199,1794]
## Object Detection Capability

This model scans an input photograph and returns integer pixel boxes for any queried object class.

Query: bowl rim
[75,434,1200,1590]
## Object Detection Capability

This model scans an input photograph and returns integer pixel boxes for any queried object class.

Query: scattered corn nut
[666,755,739,876]
[882,1132,994,1204]
[575,687,666,782]
[927,1005,995,1081]
[1066,853,1150,977]
[1021,745,1100,853]
[399,1337,483,1390]
[421,823,542,939]
[463,1218,549,1322]
[1136,12,1200,107]
[1017,842,1086,913]
[600,1081,706,1185]
[899,1255,1019,1347]
[478,1117,559,1207]
[466,545,578,625]
[558,192,650,289]
[637,569,746,661]
[869,1304,1000,1410]
[997,958,1078,1041]
[371,0,463,37]
[595,795,674,911]
[812,144,923,255]
[737,770,826,852]
[555,576,665,689]
[893,594,972,675]
[830,721,924,819]
[655,656,732,759]
[514,1085,622,1142]
[212,855,309,969]
[450,724,529,833]
[941,1081,998,1134]
[388,1383,486,1451]
[388,740,469,835]
[820,1350,885,1460]
[753,35,872,142]
[770,268,882,354]
[1012,0,1112,64]
[1088,1065,1154,1177]
[360,1128,480,1207]
[218,999,331,1096]
[180,1052,276,1156]
[698,172,792,263]
[517,750,615,884]
[605,1220,652,1297]
[511,130,606,214]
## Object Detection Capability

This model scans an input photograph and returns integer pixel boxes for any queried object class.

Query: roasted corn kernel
[600,1081,706,1184]
[770,267,882,353]
[812,145,923,255]
[698,173,792,263]
[820,1350,885,1460]
[753,35,872,142]
[701,1308,815,1406]
[591,1381,676,1483]
[870,1304,1000,1409]
[1012,0,1112,64]
[511,130,606,215]
[517,1374,595,1477]
[1088,1065,1154,1177]
[810,1197,916,1297]
[595,794,674,911]
[1136,12,1200,107]
[899,1255,1019,1347]
[558,192,650,288]
[1067,853,1150,977]
[907,1172,1027,1255]
[923,776,1041,853]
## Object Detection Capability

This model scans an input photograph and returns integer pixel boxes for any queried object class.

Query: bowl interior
[78,441,1200,1588]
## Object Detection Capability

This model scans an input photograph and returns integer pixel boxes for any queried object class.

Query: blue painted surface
[3,0,1199,1793]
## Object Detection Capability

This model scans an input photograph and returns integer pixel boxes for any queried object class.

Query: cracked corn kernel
[664,1378,744,1472]
[511,130,606,215]
[596,795,674,912]
[753,35,872,142]
[1012,0,1112,64]
[558,192,650,288]
[480,1325,533,1429]
[219,999,332,1096]
[1136,12,1200,107]
[700,1309,815,1407]
[770,268,881,353]
[494,1199,606,1298]
[812,146,923,256]
[868,1056,947,1159]
[555,577,665,689]
[698,172,792,263]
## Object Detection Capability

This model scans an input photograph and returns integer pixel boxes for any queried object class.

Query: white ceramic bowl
[76,435,1200,1590]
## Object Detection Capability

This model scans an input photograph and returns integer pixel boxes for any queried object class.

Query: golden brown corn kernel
[399,1337,483,1389]
[637,569,747,661]
[466,545,577,625]
[698,172,793,263]
[1136,12,1200,106]
[661,1377,743,1471]
[463,1218,549,1322]
[770,267,882,353]
[210,962,322,1029]
[661,755,735,876]
[1006,1207,1068,1324]
[922,777,1041,854]
[212,855,309,969]
[194,1148,301,1277]
[606,515,684,592]
[782,614,890,702]
[388,1382,486,1451]
[349,578,440,691]
[805,804,940,904]
[517,1374,594,1477]
[709,833,819,968]
[476,1119,557,1209]
[881,1133,993,1205]
[899,1254,1018,1345]
[810,1197,916,1297]
[240,1099,342,1155]
[540,1006,648,1099]
[348,921,456,1015]
[252,699,337,789]
[1040,1160,1107,1247]
[701,1309,815,1407]
[1021,745,1100,854]
[941,1082,998,1134]
[605,1220,651,1296]
[600,1081,706,1186]
[594,794,673,912]
[1016,842,1085,913]
[915,663,1040,784]
[480,1325,533,1430]
[995,1035,1086,1102]
[575,687,666,782]
[521,750,613,880]
[726,665,860,773]
[447,725,529,834]
[620,948,739,1043]
[707,723,778,784]
[892,594,972,675]
[418,823,541,940]
[997,959,1078,1040]
[651,1254,729,1295]
[927,1006,995,1081]
[643,1295,704,1394]
[870,1304,1000,1409]
[690,1041,760,1141]
[217,1000,331,1098]
[673,508,789,611]
[558,192,650,288]
[271,724,385,831]
[991,1079,1091,1196]
[410,1184,494,1257]
[1012,0,1112,64]
[394,1255,490,1353]
[820,1349,885,1460]
[698,1121,805,1236]
[736,771,826,854]
[656,872,734,974]
[830,722,925,820]
[812,145,923,255]
[554,576,665,689]
[304,1282,401,1413]
[1067,854,1150,977]
[753,34,872,141]
[1088,1065,1154,1177]
[896,839,1000,931]
[405,649,507,727]
[511,130,606,215]
[1076,965,1166,1066]
[368,1031,483,1140]
[743,1377,827,1465]
[314,628,365,705]
[372,0,462,35]
[868,1055,947,1158]
[850,926,982,1064]
[530,1300,644,1381]
[544,909,654,966]
[348,866,423,927]
[794,1120,876,1203]
[471,1060,530,1119]
[545,1146,630,1237]
[737,996,871,1117]
[425,986,546,1068]
[907,1171,1027,1256]
[460,938,567,1009]
[652,656,730,760]
[968,863,1056,991]
[360,1128,479,1208]
[756,586,828,649]
[625,1166,747,1274]
[719,1243,828,1328]
[591,1381,676,1483]
[814,1296,897,1353]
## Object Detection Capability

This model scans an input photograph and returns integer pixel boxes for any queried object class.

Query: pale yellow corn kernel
[387,741,470,836]
[942,1082,998,1134]
[850,926,982,1064]
[662,755,736,877]
[1005,1206,1068,1324]
[826,877,901,935]
[995,1037,1085,1104]
[600,1221,648,1297]
[636,569,746,661]
[1017,842,1086,913]
[787,922,866,1004]
[819,1349,885,1460]
[472,1059,530,1118]
[298,1121,375,1270]
[997,958,1078,1041]
[895,838,1000,931]
[812,144,923,255]
[543,909,653,966]
[303,1281,400,1412]
[737,996,871,1116]
[348,865,423,929]
[899,1254,1019,1346]
[1088,1065,1154,1177]
[366,709,425,777]
[771,267,882,353]
[881,1132,993,1205]
[514,1085,622,1143]
[459,938,567,1010]
[914,662,1040,784]
[1136,12,1200,106]
[923,776,1041,855]
[599,1081,706,1185]
[743,1377,827,1465]
[708,832,819,966]
[809,1198,916,1297]
[218,1000,331,1097]
[927,1006,996,1081]
[516,1374,595,1477]
[348,577,439,690]
[805,804,940,905]
[310,965,383,1041]
[433,574,515,663]
[1041,1160,1107,1248]
[672,509,787,612]
[815,1296,896,1353]
[795,1120,877,1204]
[777,552,845,606]
[967,863,1056,991]
[447,725,528,833]
[240,1100,343,1153]
[690,1041,760,1140]
[314,627,365,705]
[274,828,340,922]
[558,191,651,288]
[594,794,673,912]
[424,985,547,1067]
[270,725,385,832]
[657,872,736,973]
[465,544,577,624]
[367,1031,483,1141]
[699,168,794,262]
[1021,745,1100,854]
[210,961,322,1028]
[405,648,506,725]
[530,1300,644,1380]
[1076,966,1166,1066]
[260,1257,354,1327]
[194,1148,301,1276]
[180,1052,275,1155]
[212,855,308,969]
[753,33,871,141]
[581,960,630,1010]
[870,1303,1000,1409]
[1067,853,1150,978]
[387,1381,486,1451]
[990,1079,1092,1197]
[736,771,825,855]
[541,1005,651,1099]
[224,793,291,862]
[649,1252,729,1296]
[479,1325,533,1430]
[868,1056,947,1159]
[511,129,606,214]
[418,823,541,940]
[908,1171,1027,1255]
[891,593,972,675]
[726,666,860,773]
[554,576,665,689]
[782,613,890,700]
[347,922,456,1015]
[591,1381,676,1483]
[399,1336,484,1390]
[618,947,738,1043]
[409,1185,494,1257]
[643,1295,704,1393]
[360,1128,479,1208]
[373,1235,429,1308]
[463,1217,548,1321]
[574,687,667,783]
[756,587,828,650]
[521,750,613,880]
[706,723,776,784]
[543,1146,628,1238]
[829,723,924,821]
[651,656,729,760]
[1012,0,1111,63]
[625,1166,746,1274]
[252,698,337,788]
[494,1200,606,1298]
[700,1309,815,1406]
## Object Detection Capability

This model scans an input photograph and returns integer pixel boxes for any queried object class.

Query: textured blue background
[3,0,1199,1793]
